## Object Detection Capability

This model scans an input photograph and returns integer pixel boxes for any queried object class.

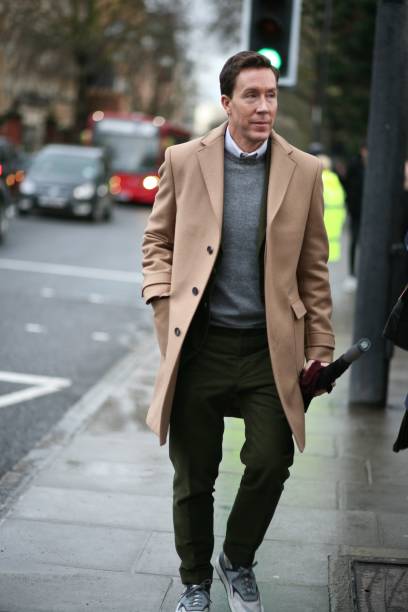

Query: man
[343,143,367,291]
[316,153,346,263]
[142,51,335,612]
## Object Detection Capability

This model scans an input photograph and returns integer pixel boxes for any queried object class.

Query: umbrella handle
[316,338,372,390]
[342,338,371,363]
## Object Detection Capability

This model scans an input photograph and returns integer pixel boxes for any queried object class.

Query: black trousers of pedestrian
[349,217,360,277]
[169,325,294,585]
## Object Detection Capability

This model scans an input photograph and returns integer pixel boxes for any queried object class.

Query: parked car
[18,144,113,221]
[0,178,12,243]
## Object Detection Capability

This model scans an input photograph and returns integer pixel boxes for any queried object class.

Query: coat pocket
[291,298,307,373]
[152,297,170,357]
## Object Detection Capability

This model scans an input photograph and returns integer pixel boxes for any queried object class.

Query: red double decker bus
[88,111,191,205]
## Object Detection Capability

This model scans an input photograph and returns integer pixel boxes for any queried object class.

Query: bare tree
[0,0,190,133]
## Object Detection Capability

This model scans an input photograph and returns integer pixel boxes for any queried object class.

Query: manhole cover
[352,559,408,611]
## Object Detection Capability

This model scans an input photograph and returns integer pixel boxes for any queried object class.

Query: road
[0,204,152,477]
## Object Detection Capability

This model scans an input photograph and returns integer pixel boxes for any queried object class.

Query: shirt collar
[225,126,268,159]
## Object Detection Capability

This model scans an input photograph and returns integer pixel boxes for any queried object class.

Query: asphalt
[0,255,407,612]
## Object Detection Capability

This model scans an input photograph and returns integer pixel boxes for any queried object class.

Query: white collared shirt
[225,126,268,159]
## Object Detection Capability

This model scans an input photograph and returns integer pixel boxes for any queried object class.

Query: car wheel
[89,202,104,222]
[0,208,8,242]
[103,204,113,222]
[18,207,29,216]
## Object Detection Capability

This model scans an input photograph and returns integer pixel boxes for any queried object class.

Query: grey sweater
[210,150,267,328]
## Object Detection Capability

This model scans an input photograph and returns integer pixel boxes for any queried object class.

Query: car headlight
[19,178,36,195]
[142,175,159,190]
[73,183,95,200]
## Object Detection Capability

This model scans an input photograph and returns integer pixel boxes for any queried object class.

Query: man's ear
[221,95,231,115]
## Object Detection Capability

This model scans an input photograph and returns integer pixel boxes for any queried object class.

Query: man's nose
[256,97,269,112]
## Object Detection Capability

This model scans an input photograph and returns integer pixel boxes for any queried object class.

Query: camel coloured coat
[142,122,335,451]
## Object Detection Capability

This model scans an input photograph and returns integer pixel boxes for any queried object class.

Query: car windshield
[30,152,101,182]
[93,119,159,174]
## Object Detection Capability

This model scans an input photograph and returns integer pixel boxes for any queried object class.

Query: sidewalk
[0,268,407,611]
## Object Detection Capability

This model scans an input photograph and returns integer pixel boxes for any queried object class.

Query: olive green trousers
[169,325,294,585]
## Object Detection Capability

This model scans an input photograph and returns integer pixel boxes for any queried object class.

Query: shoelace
[234,562,258,597]
[181,579,212,609]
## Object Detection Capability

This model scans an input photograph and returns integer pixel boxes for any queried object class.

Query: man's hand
[303,360,334,396]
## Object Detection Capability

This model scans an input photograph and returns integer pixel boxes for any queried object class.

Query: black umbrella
[393,394,408,452]
[300,338,371,411]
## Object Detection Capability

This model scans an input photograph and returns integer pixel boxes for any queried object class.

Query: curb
[0,329,153,522]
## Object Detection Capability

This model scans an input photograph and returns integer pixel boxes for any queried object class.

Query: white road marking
[0,258,142,284]
[0,371,71,409]
[41,287,55,298]
[25,323,46,334]
[92,331,110,342]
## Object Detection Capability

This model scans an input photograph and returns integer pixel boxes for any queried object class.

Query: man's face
[221,67,278,153]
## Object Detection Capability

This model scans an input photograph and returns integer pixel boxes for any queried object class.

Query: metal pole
[349,0,408,406]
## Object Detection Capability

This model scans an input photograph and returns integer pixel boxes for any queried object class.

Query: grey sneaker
[175,580,211,611]
[215,552,264,612]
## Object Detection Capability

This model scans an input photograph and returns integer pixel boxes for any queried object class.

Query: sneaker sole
[214,556,264,612]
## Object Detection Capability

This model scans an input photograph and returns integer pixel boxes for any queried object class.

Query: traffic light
[244,0,302,87]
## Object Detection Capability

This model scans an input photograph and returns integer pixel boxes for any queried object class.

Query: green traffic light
[258,47,282,70]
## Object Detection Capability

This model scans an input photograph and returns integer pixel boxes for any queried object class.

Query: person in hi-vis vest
[317,154,346,262]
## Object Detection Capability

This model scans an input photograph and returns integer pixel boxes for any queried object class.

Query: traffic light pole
[349,0,408,406]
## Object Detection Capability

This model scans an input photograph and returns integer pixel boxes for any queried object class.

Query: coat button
[174,327,181,337]
[192,287,199,296]
[207,246,213,254]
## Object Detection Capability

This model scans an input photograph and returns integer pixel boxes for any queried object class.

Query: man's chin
[251,130,271,145]
[249,128,271,143]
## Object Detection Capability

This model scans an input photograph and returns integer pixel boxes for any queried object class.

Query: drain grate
[351,558,408,611]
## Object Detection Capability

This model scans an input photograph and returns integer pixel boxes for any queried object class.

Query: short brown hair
[219,51,279,98]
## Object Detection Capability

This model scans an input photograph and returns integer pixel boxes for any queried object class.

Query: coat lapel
[197,123,226,230]
[266,131,296,227]
[196,124,296,231]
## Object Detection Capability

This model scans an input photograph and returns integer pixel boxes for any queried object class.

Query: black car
[0,178,12,242]
[17,144,113,221]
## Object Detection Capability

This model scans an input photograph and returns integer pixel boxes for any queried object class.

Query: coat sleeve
[142,147,176,304]
[297,160,336,362]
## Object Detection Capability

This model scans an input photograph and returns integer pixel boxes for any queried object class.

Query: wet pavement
[0,259,407,611]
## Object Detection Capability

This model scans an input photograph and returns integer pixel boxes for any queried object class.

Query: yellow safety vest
[322,169,346,262]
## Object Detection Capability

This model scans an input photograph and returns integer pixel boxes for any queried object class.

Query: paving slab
[377,512,408,549]
[0,518,149,572]
[11,486,173,532]
[263,507,379,547]
[287,455,369,484]
[55,433,172,468]
[36,457,173,497]
[340,481,408,513]
[0,566,171,612]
